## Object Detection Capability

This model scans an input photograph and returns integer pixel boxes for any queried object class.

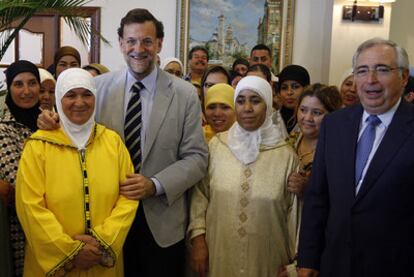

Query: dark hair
[404,76,414,96]
[200,66,231,89]
[232,58,249,70]
[296,83,343,114]
[250,44,272,57]
[247,64,272,83]
[229,70,242,83]
[278,64,310,89]
[188,46,209,61]
[117,8,164,39]
[199,66,230,114]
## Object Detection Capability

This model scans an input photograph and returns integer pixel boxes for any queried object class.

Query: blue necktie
[124,82,144,172]
[355,115,381,185]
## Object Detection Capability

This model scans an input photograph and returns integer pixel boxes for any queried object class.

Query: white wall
[389,0,414,68]
[292,0,334,84]
[328,0,391,86]
[84,0,177,71]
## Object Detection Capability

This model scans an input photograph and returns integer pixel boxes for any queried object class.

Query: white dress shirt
[355,98,401,194]
[123,67,165,195]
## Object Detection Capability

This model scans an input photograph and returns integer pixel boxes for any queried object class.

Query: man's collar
[127,66,158,93]
[362,98,401,128]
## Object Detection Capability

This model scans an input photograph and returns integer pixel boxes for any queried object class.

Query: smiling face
[119,21,162,80]
[10,72,40,109]
[340,75,359,106]
[39,79,56,111]
[189,49,208,74]
[55,55,80,78]
[235,89,267,131]
[61,88,95,125]
[205,103,235,133]
[279,80,304,109]
[297,96,327,139]
[355,44,408,115]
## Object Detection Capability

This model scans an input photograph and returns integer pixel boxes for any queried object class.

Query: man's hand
[37,109,60,130]
[0,180,11,206]
[297,268,319,277]
[190,235,209,277]
[120,173,156,200]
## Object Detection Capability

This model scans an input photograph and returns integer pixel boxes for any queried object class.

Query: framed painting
[176,0,295,74]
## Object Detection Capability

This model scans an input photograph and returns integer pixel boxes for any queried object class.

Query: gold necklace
[297,144,316,161]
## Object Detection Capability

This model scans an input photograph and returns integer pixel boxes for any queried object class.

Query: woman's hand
[277,265,289,277]
[191,235,209,277]
[37,109,60,130]
[73,243,102,270]
[73,234,102,270]
[297,268,319,277]
[0,180,11,206]
[287,171,309,199]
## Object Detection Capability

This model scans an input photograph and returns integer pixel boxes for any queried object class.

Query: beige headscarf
[160,57,184,71]
[38,68,56,84]
[228,76,284,165]
[339,68,354,89]
[55,68,96,149]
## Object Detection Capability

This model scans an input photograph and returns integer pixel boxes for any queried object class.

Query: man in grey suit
[39,8,207,277]
[97,9,207,277]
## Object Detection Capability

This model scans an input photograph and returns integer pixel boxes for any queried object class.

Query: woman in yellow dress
[189,76,300,277]
[16,68,138,277]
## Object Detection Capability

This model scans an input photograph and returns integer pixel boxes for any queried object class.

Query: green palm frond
[0,0,109,60]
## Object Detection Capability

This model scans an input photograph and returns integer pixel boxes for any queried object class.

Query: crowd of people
[1,7,414,277]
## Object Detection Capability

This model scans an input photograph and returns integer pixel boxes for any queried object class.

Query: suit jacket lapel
[142,69,173,162]
[355,100,414,204]
[106,69,127,140]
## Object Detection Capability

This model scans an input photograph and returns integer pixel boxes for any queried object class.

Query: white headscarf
[160,57,184,71]
[38,68,56,84]
[55,68,96,149]
[339,68,354,89]
[228,75,284,165]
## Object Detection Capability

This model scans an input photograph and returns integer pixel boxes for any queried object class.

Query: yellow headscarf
[204,83,234,110]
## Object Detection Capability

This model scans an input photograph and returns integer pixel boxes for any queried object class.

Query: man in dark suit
[297,38,412,277]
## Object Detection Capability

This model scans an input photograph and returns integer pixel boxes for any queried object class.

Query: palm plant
[0,0,109,59]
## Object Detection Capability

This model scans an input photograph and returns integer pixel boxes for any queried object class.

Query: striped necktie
[124,81,144,172]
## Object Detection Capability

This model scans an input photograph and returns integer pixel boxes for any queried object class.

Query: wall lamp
[343,0,396,22]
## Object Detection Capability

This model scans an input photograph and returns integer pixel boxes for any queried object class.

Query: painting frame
[176,0,296,74]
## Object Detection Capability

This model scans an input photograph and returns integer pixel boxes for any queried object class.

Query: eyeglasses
[122,37,154,48]
[354,65,401,78]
